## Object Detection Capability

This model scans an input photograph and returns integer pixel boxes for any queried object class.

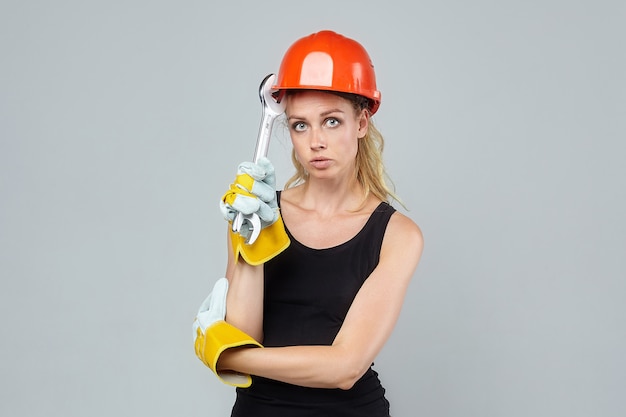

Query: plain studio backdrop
[1,1,624,416]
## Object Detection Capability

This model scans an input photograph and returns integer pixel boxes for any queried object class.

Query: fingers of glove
[220,188,274,235]
[237,160,269,181]
[256,200,278,225]
[256,157,276,188]
[219,200,237,222]
[237,159,277,192]
[234,173,275,203]
[222,186,261,215]
[195,278,228,331]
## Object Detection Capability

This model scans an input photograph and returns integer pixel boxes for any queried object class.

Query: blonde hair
[284,91,402,208]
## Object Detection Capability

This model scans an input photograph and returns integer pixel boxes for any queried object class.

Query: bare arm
[218,212,424,389]
[224,227,265,341]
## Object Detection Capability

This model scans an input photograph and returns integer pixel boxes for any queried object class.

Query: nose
[309,128,326,150]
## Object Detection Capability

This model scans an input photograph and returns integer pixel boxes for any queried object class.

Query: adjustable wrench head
[244,214,262,244]
[232,212,262,244]
[260,74,286,117]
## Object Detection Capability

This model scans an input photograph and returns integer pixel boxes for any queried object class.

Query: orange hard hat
[273,30,381,115]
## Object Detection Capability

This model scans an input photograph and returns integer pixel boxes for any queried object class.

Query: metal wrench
[232,73,286,245]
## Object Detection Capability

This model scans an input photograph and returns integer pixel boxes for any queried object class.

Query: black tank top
[232,194,396,417]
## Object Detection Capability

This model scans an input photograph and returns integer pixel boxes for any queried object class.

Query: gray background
[1,1,624,416]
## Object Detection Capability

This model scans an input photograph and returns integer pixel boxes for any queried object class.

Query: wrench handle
[253,110,274,163]
[241,110,274,244]
[233,73,285,245]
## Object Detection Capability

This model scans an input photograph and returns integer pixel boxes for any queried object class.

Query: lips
[309,157,332,169]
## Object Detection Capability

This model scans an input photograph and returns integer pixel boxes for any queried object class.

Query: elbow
[336,376,358,391]
[334,364,368,391]
[326,345,371,390]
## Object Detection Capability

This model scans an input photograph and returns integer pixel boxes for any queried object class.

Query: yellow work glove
[193,278,262,388]
[220,157,290,265]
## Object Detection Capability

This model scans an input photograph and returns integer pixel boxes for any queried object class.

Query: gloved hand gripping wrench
[232,73,286,245]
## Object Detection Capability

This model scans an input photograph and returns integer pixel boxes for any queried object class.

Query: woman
[194,30,423,417]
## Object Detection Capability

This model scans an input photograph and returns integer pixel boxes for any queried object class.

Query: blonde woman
[194,30,424,417]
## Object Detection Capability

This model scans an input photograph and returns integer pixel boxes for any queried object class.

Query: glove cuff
[195,320,263,388]
[231,215,290,265]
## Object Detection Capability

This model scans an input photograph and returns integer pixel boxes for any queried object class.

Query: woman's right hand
[221,157,290,266]
[220,157,279,237]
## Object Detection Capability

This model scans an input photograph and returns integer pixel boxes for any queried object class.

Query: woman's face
[285,90,368,181]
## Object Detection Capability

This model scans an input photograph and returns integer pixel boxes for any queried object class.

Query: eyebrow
[287,108,345,121]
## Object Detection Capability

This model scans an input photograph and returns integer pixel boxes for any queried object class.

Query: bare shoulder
[382,210,424,263]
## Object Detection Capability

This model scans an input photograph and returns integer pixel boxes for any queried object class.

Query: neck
[296,175,367,214]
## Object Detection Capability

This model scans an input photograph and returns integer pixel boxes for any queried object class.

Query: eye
[292,121,307,132]
[324,117,340,128]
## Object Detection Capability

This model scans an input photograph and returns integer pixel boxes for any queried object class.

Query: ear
[357,109,369,139]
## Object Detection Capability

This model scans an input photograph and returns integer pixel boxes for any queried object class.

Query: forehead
[284,90,353,115]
